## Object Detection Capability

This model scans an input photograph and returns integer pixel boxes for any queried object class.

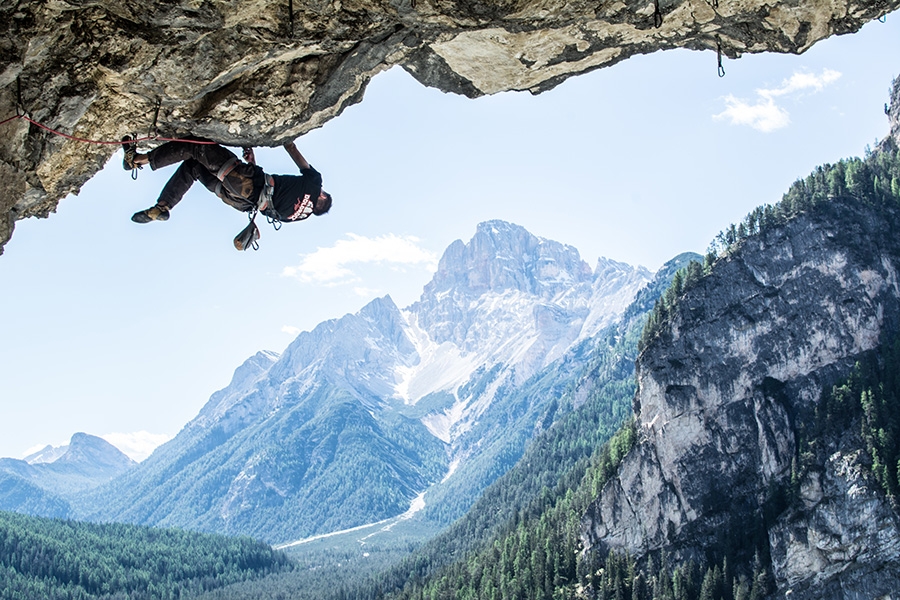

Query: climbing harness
[716,36,725,78]
[652,0,663,28]
[216,156,240,181]
[257,174,283,230]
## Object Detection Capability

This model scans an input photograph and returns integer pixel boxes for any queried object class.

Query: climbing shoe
[131,204,170,223]
[122,135,141,171]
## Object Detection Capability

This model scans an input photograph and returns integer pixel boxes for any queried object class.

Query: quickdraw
[288,0,294,36]
[716,36,726,78]
[652,0,663,28]
[149,97,161,139]
[15,76,28,117]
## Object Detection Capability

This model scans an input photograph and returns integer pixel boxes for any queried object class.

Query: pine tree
[631,572,648,600]
[699,567,716,600]
[732,576,751,600]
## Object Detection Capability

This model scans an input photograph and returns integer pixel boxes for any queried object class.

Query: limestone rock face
[767,448,900,599]
[580,196,900,595]
[1,0,897,252]
[888,75,900,149]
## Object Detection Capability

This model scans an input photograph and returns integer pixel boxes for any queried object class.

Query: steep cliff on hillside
[1,0,897,254]
[582,190,900,595]
[887,75,900,149]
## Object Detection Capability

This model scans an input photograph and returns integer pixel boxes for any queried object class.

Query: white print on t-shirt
[289,194,314,221]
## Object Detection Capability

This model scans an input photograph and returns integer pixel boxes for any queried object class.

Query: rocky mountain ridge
[74,220,653,542]
[2,0,898,254]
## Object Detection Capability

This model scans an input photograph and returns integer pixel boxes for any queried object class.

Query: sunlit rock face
[580,191,900,596]
[0,0,896,252]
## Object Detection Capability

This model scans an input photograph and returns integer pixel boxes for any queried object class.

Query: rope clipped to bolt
[0,113,220,147]
[3,82,221,148]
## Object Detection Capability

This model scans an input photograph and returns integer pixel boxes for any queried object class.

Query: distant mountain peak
[54,433,136,470]
[24,444,69,465]
[23,433,135,469]
[421,220,593,302]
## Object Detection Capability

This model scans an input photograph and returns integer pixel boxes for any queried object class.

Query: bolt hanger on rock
[15,75,29,117]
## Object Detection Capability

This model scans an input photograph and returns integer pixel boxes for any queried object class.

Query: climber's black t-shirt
[271,166,322,222]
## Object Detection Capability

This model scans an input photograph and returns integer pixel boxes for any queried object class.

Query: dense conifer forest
[0,511,291,599]
[796,335,900,500]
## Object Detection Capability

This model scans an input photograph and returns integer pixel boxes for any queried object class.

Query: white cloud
[282,233,439,285]
[101,431,172,462]
[282,325,302,336]
[758,69,842,99]
[715,96,790,133]
[714,69,841,132]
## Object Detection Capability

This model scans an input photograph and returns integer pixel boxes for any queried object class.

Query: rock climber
[122,136,331,248]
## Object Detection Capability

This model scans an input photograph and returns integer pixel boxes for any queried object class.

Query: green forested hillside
[0,511,290,600]
[404,334,900,600]
[372,140,900,600]
[198,255,696,600]
[194,329,641,600]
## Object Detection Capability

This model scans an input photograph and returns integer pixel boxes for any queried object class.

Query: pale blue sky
[1,17,898,460]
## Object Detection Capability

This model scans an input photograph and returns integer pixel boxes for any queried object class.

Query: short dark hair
[314,191,332,216]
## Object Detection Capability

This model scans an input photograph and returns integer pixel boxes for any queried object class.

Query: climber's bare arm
[283,141,310,171]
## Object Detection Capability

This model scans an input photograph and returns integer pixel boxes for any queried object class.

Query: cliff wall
[582,190,900,596]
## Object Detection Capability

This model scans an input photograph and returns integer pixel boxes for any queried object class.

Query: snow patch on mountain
[395,312,478,404]
[24,444,69,464]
